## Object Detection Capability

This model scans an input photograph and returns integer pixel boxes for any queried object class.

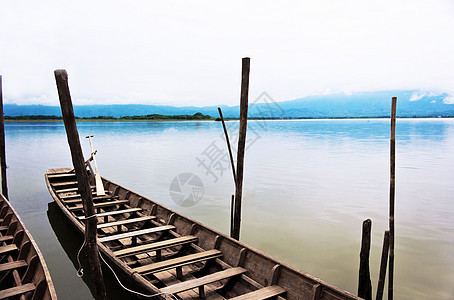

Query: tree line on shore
[4,112,213,121]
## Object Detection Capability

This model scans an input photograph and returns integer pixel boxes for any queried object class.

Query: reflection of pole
[388,96,397,300]
[232,57,250,241]
[0,76,7,199]
[376,230,390,300]
[358,219,372,300]
[54,69,107,300]
[218,107,237,187]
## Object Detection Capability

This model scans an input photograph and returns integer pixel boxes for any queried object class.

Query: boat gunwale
[45,168,360,300]
[0,193,58,300]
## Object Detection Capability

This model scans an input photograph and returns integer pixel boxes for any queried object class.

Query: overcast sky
[1,0,454,106]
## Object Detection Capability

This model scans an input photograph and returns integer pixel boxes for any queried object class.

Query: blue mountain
[4,90,454,118]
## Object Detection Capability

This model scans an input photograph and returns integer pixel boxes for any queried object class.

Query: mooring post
[358,219,372,300]
[54,70,107,300]
[232,57,250,241]
[0,76,8,199]
[376,230,390,300]
[388,97,397,300]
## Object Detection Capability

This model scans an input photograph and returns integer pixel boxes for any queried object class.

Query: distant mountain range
[4,90,454,118]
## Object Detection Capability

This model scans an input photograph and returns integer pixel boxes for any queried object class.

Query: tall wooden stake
[358,219,372,300]
[388,96,397,300]
[54,70,107,300]
[0,76,8,199]
[376,230,390,300]
[232,57,250,240]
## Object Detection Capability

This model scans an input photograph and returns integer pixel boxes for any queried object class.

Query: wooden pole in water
[54,69,107,300]
[358,219,372,300]
[0,76,8,199]
[230,194,235,238]
[218,107,237,187]
[388,96,397,300]
[376,230,390,300]
[232,57,250,241]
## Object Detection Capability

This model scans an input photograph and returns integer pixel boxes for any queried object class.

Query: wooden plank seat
[0,244,18,255]
[0,226,7,231]
[64,195,119,204]
[160,267,247,296]
[97,216,156,229]
[114,235,198,258]
[132,249,222,276]
[60,192,99,200]
[56,186,95,193]
[68,200,129,211]
[99,225,175,243]
[0,283,36,299]
[230,285,286,300]
[78,208,142,220]
[47,173,76,178]
[0,235,13,243]
[0,260,28,272]
[52,181,78,187]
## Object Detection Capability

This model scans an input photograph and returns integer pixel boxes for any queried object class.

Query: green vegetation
[4,112,214,121]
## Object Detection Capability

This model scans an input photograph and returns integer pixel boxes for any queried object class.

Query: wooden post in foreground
[388,97,397,300]
[376,230,390,300]
[358,219,372,300]
[54,70,107,300]
[0,76,8,199]
[230,195,235,238]
[232,57,250,241]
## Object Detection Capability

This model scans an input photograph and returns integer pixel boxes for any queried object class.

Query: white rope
[76,236,178,299]
[99,253,178,299]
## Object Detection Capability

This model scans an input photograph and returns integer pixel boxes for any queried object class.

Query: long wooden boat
[0,194,57,300]
[45,167,360,300]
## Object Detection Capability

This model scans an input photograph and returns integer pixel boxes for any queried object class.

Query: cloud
[443,95,454,104]
[1,0,454,106]
[410,92,426,102]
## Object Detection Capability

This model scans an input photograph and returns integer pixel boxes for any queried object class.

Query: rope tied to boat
[75,234,177,299]
[76,214,97,278]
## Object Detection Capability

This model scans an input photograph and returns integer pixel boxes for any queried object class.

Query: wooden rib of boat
[45,168,360,300]
[0,194,57,300]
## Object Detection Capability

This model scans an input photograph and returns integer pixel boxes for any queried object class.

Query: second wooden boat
[45,167,359,300]
[0,194,57,300]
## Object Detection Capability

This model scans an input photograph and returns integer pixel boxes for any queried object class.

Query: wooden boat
[45,167,360,300]
[0,194,57,300]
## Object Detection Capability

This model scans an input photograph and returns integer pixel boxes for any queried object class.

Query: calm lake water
[4,119,454,299]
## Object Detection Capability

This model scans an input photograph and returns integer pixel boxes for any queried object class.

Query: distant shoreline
[3,116,453,122]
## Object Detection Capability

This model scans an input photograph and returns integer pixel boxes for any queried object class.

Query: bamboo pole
[376,230,390,300]
[232,57,250,241]
[54,69,107,300]
[230,194,235,238]
[218,107,237,186]
[388,96,397,300]
[358,219,372,300]
[0,76,8,199]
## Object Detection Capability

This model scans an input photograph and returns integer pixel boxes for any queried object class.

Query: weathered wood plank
[133,249,222,275]
[97,216,155,229]
[230,285,286,300]
[0,283,35,299]
[0,244,18,255]
[0,260,28,272]
[114,235,198,258]
[99,225,175,242]
[161,267,246,295]
[78,208,142,220]
[69,199,129,211]
[0,235,13,242]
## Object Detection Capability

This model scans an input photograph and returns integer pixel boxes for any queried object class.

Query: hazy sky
[1,0,454,106]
